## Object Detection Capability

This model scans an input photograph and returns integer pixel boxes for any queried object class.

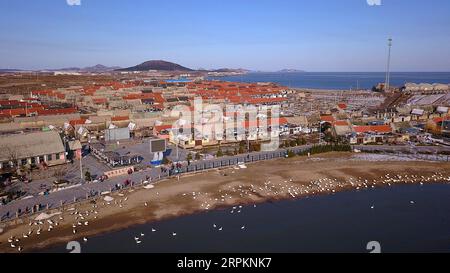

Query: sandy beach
[1,152,450,253]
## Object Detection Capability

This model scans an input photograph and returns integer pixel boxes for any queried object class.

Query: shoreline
[1,152,450,253]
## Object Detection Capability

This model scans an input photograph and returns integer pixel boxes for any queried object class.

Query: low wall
[104,166,134,178]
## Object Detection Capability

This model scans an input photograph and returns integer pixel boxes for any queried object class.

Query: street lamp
[385,38,393,92]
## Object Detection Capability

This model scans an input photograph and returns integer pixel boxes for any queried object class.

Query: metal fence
[0,145,311,223]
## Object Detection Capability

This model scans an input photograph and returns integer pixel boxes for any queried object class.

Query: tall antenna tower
[385,38,393,92]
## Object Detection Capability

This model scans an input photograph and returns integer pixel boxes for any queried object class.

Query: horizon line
[1,68,450,74]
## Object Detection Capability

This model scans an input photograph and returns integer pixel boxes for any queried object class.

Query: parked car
[53,179,70,189]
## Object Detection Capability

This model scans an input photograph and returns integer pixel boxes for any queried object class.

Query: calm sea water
[43,184,450,253]
[209,72,450,90]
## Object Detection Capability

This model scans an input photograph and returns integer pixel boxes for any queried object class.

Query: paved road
[2,144,450,222]
[0,145,312,221]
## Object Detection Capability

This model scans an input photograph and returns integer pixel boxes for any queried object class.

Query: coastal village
[1,71,450,197]
[3,0,450,258]
[0,69,450,252]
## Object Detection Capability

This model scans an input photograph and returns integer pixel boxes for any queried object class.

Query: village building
[0,131,66,172]
[349,124,393,145]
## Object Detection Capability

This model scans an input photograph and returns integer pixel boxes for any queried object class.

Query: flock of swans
[4,168,450,251]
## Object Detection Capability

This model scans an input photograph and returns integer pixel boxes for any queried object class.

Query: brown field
[0,74,116,95]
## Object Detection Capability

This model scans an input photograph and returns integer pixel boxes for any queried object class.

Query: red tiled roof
[0,108,27,116]
[37,108,78,116]
[122,93,165,103]
[432,116,449,124]
[111,116,129,122]
[154,125,173,134]
[93,98,107,104]
[337,103,347,110]
[56,93,66,99]
[0,100,20,106]
[70,119,87,126]
[321,115,335,123]
[353,125,392,134]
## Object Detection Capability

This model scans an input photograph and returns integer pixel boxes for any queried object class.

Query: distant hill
[211,68,250,73]
[45,64,121,73]
[118,60,193,72]
[81,64,122,72]
[2,62,251,74]
[277,69,305,73]
[0,69,24,73]
[52,67,81,72]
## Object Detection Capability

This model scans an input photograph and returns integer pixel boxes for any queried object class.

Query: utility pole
[176,140,179,161]
[385,38,393,92]
[79,153,83,182]
[319,122,322,144]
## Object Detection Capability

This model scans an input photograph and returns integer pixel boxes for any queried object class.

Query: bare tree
[4,146,19,173]
[53,165,69,181]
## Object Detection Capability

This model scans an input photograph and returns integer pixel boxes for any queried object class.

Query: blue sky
[1,0,449,71]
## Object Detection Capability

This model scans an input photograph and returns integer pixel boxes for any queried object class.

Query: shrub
[186,153,193,162]
[287,150,296,158]
[162,157,171,165]
[297,144,352,157]
[238,146,245,154]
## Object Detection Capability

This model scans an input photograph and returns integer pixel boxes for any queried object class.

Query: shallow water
[42,183,450,253]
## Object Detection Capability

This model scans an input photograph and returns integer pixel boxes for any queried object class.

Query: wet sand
[1,152,450,253]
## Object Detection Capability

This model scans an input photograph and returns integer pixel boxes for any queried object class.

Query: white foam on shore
[351,154,421,162]
[34,212,62,221]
